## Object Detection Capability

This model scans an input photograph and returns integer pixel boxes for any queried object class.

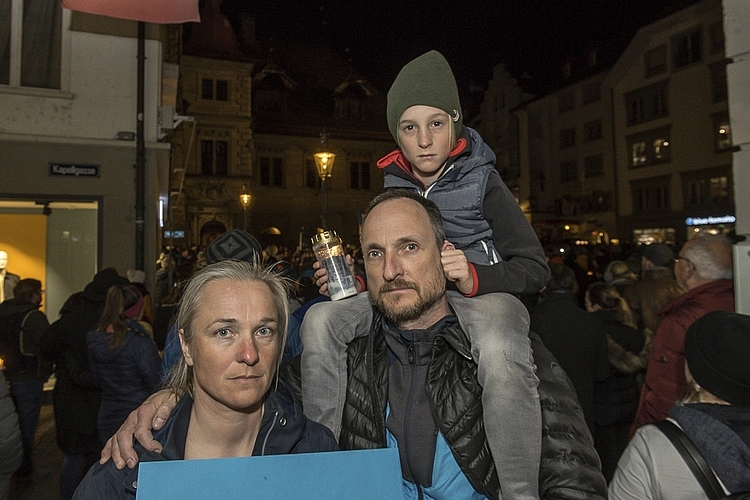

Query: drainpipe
[135,21,146,270]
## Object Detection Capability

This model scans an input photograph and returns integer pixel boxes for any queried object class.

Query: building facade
[0,8,169,319]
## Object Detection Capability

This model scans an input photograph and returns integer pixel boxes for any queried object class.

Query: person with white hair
[631,235,734,434]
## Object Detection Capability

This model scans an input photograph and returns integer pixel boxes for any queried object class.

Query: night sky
[224,0,701,96]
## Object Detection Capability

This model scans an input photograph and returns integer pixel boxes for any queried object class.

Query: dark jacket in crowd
[530,290,610,432]
[0,297,51,381]
[592,309,647,427]
[340,308,607,500]
[86,320,161,443]
[72,382,338,499]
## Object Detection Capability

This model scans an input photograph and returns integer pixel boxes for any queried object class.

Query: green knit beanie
[387,50,463,144]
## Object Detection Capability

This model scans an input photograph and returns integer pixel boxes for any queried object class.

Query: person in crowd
[0,278,51,484]
[639,243,673,276]
[621,244,683,333]
[100,190,606,500]
[301,50,549,499]
[631,234,734,434]
[0,369,22,500]
[73,260,337,499]
[602,260,638,297]
[584,282,650,482]
[609,311,750,498]
[126,269,154,326]
[86,284,161,444]
[529,264,610,434]
[39,268,130,500]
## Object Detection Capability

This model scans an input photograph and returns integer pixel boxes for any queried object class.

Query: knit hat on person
[685,310,750,407]
[82,268,129,302]
[387,50,463,144]
[641,243,673,267]
[205,230,263,265]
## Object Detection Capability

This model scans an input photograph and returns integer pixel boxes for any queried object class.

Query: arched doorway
[200,220,227,248]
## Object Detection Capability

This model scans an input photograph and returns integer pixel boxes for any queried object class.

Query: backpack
[0,309,38,374]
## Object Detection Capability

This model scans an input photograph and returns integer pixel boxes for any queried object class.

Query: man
[639,242,673,274]
[102,190,606,500]
[0,251,20,303]
[630,234,734,433]
[0,278,51,483]
[529,264,609,434]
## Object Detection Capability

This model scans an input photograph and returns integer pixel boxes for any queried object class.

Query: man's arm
[100,390,178,469]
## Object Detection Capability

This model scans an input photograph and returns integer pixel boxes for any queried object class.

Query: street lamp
[239,186,251,231]
[314,135,336,230]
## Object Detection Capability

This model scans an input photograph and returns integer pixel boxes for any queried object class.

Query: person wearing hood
[86,284,161,444]
[0,278,50,484]
[40,268,129,500]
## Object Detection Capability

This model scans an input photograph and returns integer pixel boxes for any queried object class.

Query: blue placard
[49,163,100,177]
[135,448,403,500]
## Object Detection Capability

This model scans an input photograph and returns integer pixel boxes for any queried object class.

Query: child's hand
[313,254,359,295]
[441,244,474,294]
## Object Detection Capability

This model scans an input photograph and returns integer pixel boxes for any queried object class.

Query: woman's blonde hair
[165,259,292,398]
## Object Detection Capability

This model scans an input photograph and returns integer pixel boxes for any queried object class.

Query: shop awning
[61,0,200,24]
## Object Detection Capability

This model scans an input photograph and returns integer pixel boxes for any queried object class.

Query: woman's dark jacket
[592,309,648,427]
[86,320,162,442]
[339,308,607,500]
[73,382,338,499]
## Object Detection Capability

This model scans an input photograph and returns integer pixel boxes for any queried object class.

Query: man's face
[673,242,694,291]
[361,198,448,329]
[0,251,7,270]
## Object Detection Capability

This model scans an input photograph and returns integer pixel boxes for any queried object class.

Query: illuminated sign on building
[685,215,736,226]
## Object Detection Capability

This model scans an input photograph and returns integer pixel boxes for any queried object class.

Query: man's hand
[313,254,359,295]
[99,390,179,469]
[441,243,474,295]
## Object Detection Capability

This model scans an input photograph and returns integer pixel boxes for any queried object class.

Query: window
[581,81,601,104]
[560,160,577,183]
[645,45,667,77]
[349,161,370,190]
[627,126,671,168]
[710,21,724,55]
[558,91,575,113]
[200,140,229,176]
[584,120,602,141]
[672,26,702,69]
[559,128,576,149]
[631,177,670,212]
[259,156,284,187]
[625,80,669,125]
[712,112,733,151]
[1,0,63,89]
[683,168,732,207]
[709,61,728,102]
[201,78,229,101]
[584,155,604,178]
[305,159,321,188]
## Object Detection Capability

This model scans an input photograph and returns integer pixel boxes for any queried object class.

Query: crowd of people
[0,49,748,500]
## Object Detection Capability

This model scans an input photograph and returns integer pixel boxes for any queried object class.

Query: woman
[584,282,650,482]
[609,310,750,498]
[73,260,337,499]
[86,284,161,444]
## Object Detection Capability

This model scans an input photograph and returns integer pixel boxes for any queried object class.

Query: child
[301,50,549,499]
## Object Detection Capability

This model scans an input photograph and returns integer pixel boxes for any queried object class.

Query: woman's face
[181,278,280,413]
